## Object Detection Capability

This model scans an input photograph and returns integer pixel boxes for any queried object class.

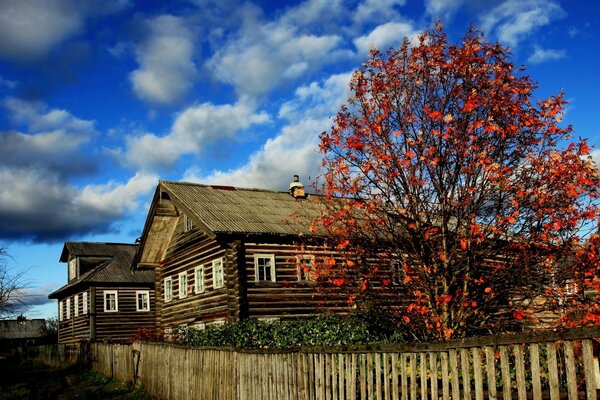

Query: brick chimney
[289,175,306,198]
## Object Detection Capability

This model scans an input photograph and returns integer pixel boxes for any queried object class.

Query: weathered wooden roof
[50,243,154,299]
[60,241,140,262]
[0,319,47,340]
[161,181,319,237]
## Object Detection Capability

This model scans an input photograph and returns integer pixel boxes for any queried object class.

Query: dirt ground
[0,359,152,400]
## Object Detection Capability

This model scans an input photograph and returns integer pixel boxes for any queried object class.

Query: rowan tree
[312,24,600,340]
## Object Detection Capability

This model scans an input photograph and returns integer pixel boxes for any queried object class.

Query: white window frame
[194,266,205,294]
[68,258,77,281]
[136,290,151,312]
[59,301,63,321]
[66,298,71,319]
[296,255,316,281]
[179,272,188,299]
[104,290,118,312]
[82,291,88,314]
[164,277,173,302]
[191,322,206,330]
[213,258,224,289]
[74,294,79,317]
[254,254,276,282]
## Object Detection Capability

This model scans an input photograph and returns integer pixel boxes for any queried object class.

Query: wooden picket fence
[90,326,600,400]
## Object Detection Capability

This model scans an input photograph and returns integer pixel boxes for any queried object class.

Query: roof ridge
[160,180,281,193]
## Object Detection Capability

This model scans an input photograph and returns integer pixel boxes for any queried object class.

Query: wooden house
[0,318,48,351]
[49,242,155,344]
[133,178,351,331]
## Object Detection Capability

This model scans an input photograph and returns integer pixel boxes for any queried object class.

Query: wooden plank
[529,344,542,400]
[410,353,417,400]
[383,353,391,400]
[351,353,358,400]
[430,352,438,400]
[564,341,578,400]
[472,347,484,400]
[376,353,383,400]
[547,343,560,400]
[420,353,427,400]
[441,352,450,400]
[401,354,408,400]
[450,349,460,400]
[331,354,337,400]
[391,353,399,400]
[368,353,375,400]
[513,345,526,400]
[484,346,498,400]
[461,348,472,399]
[499,346,511,400]
[360,354,367,400]
[582,339,597,400]
[339,354,345,400]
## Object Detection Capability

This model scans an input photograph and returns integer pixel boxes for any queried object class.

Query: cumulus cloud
[480,0,565,48]
[184,72,352,190]
[205,5,344,98]
[0,97,96,177]
[424,0,465,20]
[130,15,198,104]
[122,101,269,169]
[0,168,157,242]
[0,0,128,61]
[0,97,157,242]
[353,0,407,24]
[353,21,420,55]
[527,46,566,64]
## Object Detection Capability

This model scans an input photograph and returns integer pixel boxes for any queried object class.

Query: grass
[0,359,152,400]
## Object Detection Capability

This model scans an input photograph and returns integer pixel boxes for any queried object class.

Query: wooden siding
[157,215,231,329]
[57,289,91,344]
[244,243,351,320]
[57,286,155,344]
[94,286,156,342]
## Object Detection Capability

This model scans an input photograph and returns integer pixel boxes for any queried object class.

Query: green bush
[174,313,407,349]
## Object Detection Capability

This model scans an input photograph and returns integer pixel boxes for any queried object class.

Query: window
[297,255,316,281]
[191,322,206,330]
[179,272,188,298]
[66,298,71,319]
[59,301,63,322]
[164,277,173,302]
[254,254,276,282]
[194,266,205,293]
[184,215,193,232]
[136,290,150,311]
[82,291,88,314]
[68,258,77,281]
[213,259,224,289]
[104,290,118,312]
[74,294,79,317]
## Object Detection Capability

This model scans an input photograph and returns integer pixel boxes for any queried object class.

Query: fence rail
[89,327,600,400]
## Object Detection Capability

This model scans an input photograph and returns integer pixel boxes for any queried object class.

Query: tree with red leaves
[313,24,600,340]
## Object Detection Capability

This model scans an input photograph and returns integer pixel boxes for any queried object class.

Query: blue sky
[0,0,598,319]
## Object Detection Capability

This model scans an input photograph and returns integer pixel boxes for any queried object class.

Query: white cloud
[480,0,565,48]
[184,72,352,190]
[353,21,420,55]
[122,101,269,169]
[0,97,95,177]
[354,0,407,24]
[0,0,128,61]
[0,76,17,89]
[527,46,566,64]
[0,168,156,242]
[205,7,344,98]
[424,0,465,20]
[130,15,198,104]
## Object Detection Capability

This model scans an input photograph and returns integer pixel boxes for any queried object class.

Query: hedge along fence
[90,326,600,400]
